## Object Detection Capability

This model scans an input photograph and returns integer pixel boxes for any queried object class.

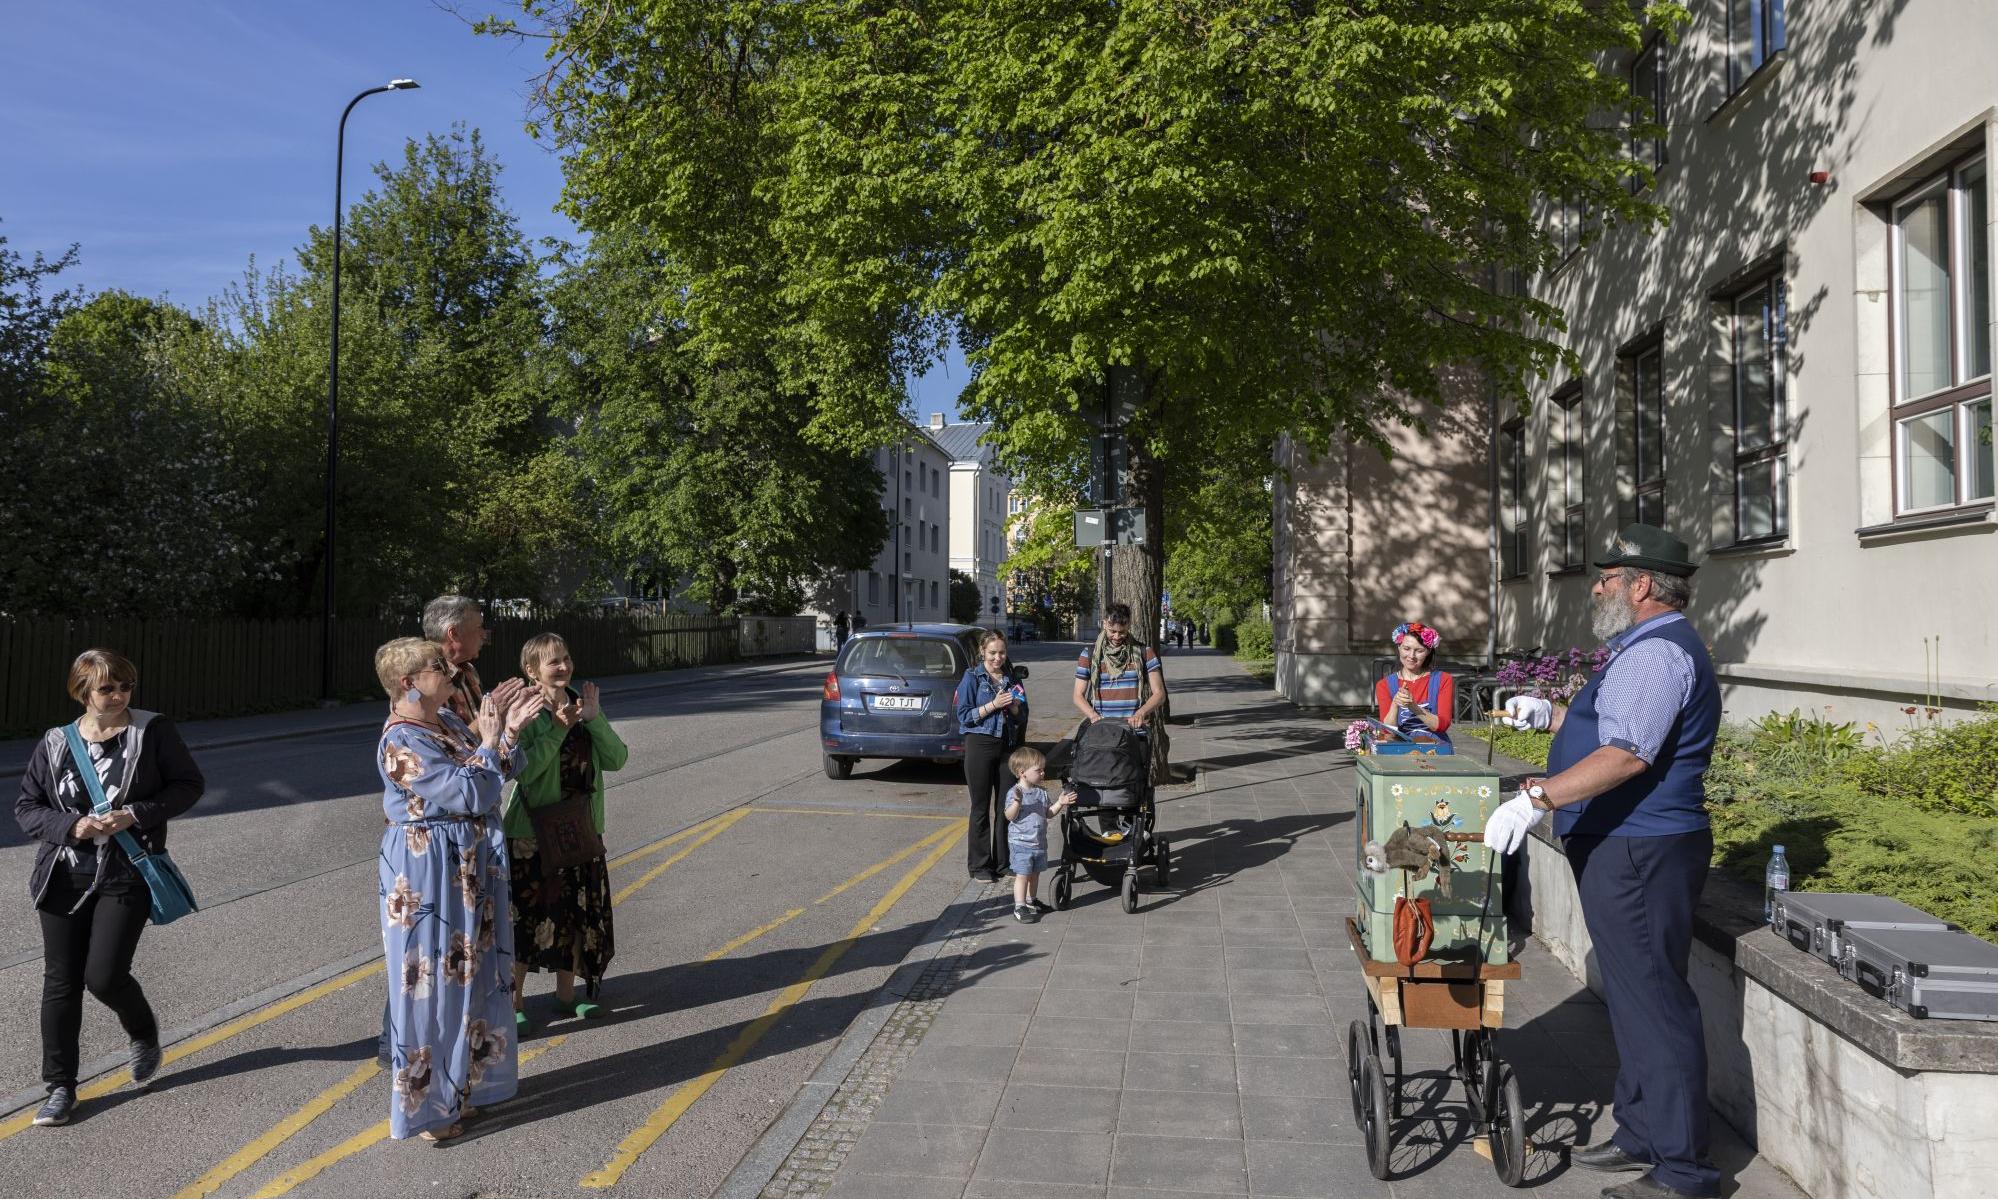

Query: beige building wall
[1499,3,1998,728]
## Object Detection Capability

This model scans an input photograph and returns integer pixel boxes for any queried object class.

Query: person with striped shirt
[1072,603,1166,730]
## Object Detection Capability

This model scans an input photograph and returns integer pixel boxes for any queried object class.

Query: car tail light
[823,671,842,701]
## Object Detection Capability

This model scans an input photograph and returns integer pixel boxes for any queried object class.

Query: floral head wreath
[1391,621,1441,650]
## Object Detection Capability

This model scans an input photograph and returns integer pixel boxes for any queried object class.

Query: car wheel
[823,754,853,780]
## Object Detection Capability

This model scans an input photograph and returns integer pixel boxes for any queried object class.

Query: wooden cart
[1344,916,1529,1185]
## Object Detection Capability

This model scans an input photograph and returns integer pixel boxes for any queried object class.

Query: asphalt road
[0,642,1082,1197]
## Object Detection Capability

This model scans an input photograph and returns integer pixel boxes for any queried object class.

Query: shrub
[1855,706,1998,818]
[1233,616,1273,660]
[1456,725,1550,767]
[1749,708,1865,767]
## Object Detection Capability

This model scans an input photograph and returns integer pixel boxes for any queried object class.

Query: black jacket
[13,710,204,907]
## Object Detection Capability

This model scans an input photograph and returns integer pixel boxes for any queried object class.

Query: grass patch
[1237,657,1275,686]
[1456,724,1550,767]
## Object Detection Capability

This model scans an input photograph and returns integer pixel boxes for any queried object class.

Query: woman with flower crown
[1374,621,1454,744]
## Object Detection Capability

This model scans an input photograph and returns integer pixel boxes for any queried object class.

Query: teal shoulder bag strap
[61,724,198,925]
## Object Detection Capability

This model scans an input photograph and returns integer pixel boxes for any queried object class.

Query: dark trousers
[1566,830,1720,1198]
[38,878,157,1090]
[962,733,1014,876]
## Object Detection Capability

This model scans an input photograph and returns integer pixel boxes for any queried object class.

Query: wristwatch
[1527,784,1554,811]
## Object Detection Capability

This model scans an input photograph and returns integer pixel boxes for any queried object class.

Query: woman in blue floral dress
[373,636,543,1142]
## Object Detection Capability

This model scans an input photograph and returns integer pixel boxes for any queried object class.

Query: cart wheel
[1383,1025,1403,1119]
[1120,870,1139,913]
[1453,1029,1490,1125]
[1487,1061,1528,1187]
[1052,867,1072,911]
[1360,1051,1392,1179]
[1152,836,1171,886]
[1345,1020,1371,1131]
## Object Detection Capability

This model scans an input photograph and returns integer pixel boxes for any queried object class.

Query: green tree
[492,0,1675,641]
[0,222,76,405]
[538,235,891,616]
[948,569,981,623]
[1164,452,1274,630]
[1005,496,1096,640]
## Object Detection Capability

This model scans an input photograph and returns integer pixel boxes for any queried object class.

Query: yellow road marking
[170,1059,380,1199]
[611,808,752,906]
[747,805,954,821]
[605,809,739,870]
[702,825,956,963]
[248,1036,568,1199]
[0,959,384,1144]
[581,826,965,1189]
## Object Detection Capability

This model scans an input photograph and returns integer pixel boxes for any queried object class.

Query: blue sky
[1,1,965,415]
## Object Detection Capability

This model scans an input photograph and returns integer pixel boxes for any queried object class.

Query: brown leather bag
[1392,895,1435,966]
[527,792,605,872]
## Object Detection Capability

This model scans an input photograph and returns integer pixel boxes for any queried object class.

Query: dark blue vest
[1547,614,1720,838]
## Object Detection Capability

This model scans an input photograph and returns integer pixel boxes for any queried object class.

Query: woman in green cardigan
[507,633,629,1030]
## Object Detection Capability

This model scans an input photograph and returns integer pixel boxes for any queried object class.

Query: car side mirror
[1014,666,1030,680]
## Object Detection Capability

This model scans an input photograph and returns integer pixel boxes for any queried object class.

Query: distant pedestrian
[14,649,203,1127]
[422,595,489,726]
[955,631,1028,882]
[834,610,851,648]
[1002,746,1073,923]
[374,636,542,1142]
[507,633,628,1031]
[852,611,868,633]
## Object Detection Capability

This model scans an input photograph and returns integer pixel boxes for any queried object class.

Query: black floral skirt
[508,837,615,995]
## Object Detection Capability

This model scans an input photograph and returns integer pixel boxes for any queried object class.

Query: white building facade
[930,415,1013,625]
[844,423,954,629]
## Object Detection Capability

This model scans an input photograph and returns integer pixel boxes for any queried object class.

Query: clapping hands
[1051,788,1077,814]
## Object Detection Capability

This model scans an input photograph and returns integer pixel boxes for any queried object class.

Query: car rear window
[840,636,962,678]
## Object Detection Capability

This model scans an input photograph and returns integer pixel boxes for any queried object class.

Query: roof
[930,421,997,465]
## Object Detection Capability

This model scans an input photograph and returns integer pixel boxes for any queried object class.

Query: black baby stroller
[1047,718,1169,913]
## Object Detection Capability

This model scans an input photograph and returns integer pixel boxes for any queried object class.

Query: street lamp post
[322,78,419,702]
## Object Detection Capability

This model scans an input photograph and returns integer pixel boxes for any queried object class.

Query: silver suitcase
[1839,926,1998,1022]
[1771,892,1955,967]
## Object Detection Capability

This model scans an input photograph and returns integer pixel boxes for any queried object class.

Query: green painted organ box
[1355,754,1509,966]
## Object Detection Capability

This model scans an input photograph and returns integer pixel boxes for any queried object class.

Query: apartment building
[930,415,1013,624]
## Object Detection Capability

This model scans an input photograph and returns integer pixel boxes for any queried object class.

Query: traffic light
[989,595,1000,614]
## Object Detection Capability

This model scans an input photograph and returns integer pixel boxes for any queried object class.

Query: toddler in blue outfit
[1003,746,1074,923]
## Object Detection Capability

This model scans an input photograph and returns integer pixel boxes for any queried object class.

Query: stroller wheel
[1120,870,1139,914]
[1152,836,1171,887]
[1053,867,1072,911]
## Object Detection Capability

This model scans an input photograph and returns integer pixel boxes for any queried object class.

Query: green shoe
[557,997,603,1020]
[514,1009,532,1035]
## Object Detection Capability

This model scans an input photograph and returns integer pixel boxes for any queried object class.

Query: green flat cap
[1595,523,1698,576]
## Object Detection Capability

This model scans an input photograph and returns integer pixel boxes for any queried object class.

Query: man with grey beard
[1485,524,1721,1199]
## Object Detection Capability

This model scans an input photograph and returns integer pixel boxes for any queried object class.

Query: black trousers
[1566,830,1720,1198]
[962,733,1014,876]
[38,877,157,1090]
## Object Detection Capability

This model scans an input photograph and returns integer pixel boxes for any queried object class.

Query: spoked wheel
[1345,1019,1371,1131]
[1120,869,1140,913]
[1052,866,1073,911]
[1383,1025,1404,1119]
[1152,836,1171,886]
[1359,1050,1393,1178]
[1487,1059,1528,1187]
[1452,1029,1491,1125]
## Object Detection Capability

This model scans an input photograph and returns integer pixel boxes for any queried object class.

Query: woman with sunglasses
[12,649,204,1127]
[373,637,544,1142]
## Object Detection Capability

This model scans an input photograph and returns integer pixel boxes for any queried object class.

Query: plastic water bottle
[1764,845,1790,925]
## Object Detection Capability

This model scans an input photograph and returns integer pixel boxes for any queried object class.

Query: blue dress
[376,711,521,1138]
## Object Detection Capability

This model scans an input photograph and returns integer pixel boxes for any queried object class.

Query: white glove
[1501,695,1553,731]
[1482,793,1540,855]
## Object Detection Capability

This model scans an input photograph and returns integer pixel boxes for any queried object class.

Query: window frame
[1499,416,1529,580]
[1888,152,1993,517]
[1726,0,1786,95]
[1727,273,1790,543]
[1550,383,1587,570]
[1629,39,1667,190]
[1629,342,1667,527]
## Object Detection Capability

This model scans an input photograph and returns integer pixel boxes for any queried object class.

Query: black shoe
[1014,904,1040,924]
[129,1036,162,1089]
[1601,1172,1713,1199]
[972,869,998,883]
[33,1087,74,1127]
[1032,899,1055,913]
[1573,1142,1653,1173]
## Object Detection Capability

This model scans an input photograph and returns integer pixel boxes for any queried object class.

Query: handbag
[61,724,198,925]
[1392,894,1435,966]
[526,789,605,872]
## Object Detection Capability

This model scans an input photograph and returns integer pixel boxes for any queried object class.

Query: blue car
[820,623,1025,779]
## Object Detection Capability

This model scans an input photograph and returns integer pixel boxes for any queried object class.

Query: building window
[867,571,880,604]
[1624,342,1667,526]
[1731,275,1790,539]
[1891,154,1993,514]
[1629,40,1666,187]
[1727,0,1785,94]
[1500,417,1528,578]
[1551,385,1585,569]
[1549,195,1585,262]
[930,581,939,609]
[932,526,940,553]
[904,550,912,572]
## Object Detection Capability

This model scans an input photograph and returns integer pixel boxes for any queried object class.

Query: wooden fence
[0,613,740,737]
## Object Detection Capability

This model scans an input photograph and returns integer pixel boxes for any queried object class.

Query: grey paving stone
[1117,1088,1243,1139]
[1238,1093,1366,1145]
[1219,893,1298,911]
[903,1042,1024,1081]
[1132,992,1233,1023]
[973,1127,1114,1187]
[1024,1014,1133,1052]
[842,1123,988,1180]
[1236,1054,1341,1099]
[874,1078,1007,1127]
[1244,1138,1379,1196]
[824,1171,969,1198]
[995,1082,1123,1134]
[1232,1022,1338,1059]
[1048,962,1142,992]
[1137,967,1229,994]
[1139,944,1223,972]
[1224,946,1316,972]
[1110,1132,1250,1194]
[1130,1017,1235,1056]
[961,1181,1101,1199]
[1142,922,1226,946]
[1123,1050,1239,1094]
[1041,988,1137,1020]
[927,1010,1033,1046]
[943,987,1044,1015]
[1227,968,1325,997]
[1057,942,1142,967]
[1010,1047,1127,1089]
[1220,909,1300,930]
[1222,926,1313,949]
[1228,993,1332,1025]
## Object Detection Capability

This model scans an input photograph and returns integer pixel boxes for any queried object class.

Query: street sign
[1114,508,1147,546]
[1074,509,1106,547]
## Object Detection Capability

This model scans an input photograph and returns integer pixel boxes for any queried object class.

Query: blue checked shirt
[1594,612,1698,764]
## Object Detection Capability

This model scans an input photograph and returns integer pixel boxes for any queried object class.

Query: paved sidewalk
[0,652,823,778]
[759,648,1807,1198]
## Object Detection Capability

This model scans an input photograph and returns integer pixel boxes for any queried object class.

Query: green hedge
[1233,616,1272,661]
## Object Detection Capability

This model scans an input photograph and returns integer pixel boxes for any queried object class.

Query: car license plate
[871,695,923,711]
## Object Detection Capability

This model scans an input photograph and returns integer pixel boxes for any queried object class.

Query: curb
[0,655,824,780]
[713,875,989,1199]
